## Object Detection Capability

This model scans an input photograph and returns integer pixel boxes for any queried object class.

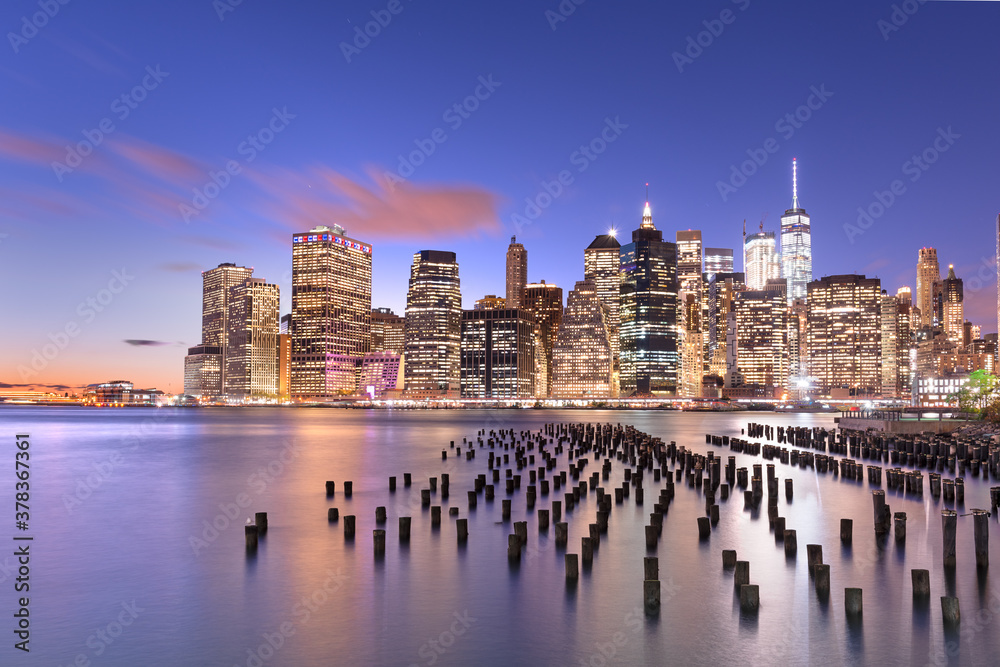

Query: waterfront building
[585,231,622,393]
[551,279,614,398]
[707,272,746,376]
[744,227,780,291]
[225,278,280,398]
[619,200,678,396]
[916,247,940,328]
[474,295,507,310]
[942,265,964,346]
[200,262,253,388]
[734,279,789,393]
[506,236,527,308]
[291,225,372,398]
[704,247,734,279]
[371,308,405,354]
[358,352,403,398]
[183,345,222,398]
[521,281,563,397]
[460,309,536,398]
[807,274,882,397]
[404,250,462,395]
[780,159,812,303]
[880,291,912,398]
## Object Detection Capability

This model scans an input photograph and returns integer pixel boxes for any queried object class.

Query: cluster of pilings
[245,511,268,550]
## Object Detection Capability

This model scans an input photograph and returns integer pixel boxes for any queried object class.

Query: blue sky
[1,0,998,392]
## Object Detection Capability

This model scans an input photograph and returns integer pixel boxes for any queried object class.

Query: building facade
[584,232,622,393]
[704,247,734,279]
[521,281,563,398]
[505,236,527,308]
[371,307,405,354]
[916,247,940,328]
[460,309,536,398]
[291,225,373,398]
[225,278,280,398]
[619,201,678,396]
[551,279,614,398]
[744,229,780,291]
[807,274,882,396]
[183,345,222,398]
[734,280,789,393]
[404,250,462,394]
[942,265,964,345]
[200,262,253,388]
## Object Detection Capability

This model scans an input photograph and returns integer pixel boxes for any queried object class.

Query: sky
[1,0,998,394]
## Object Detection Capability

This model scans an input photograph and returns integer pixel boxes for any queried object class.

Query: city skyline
[3,0,999,393]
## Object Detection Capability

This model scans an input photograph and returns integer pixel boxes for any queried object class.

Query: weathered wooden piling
[645,524,658,548]
[566,553,579,579]
[328,507,339,522]
[344,515,356,539]
[644,580,661,611]
[740,584,759,611]
[373,529,385,554]
[710,503,720,525]
[973,508,989,568]
[872,490,890,535]
[399,516,411,541]
[785,478,793,500]
[389,476,396,491]
[508,534,521,560]
[941,596,961,624]
[431,505,441,526]
[845,588,863,615]
[468,490,477,509]
[538,509,550,530]
[894,512,907,542]
[456,518,468,541]
[344,481,353,497]
[255,512,268,534]
[514,521,528,546]
[375,506,387,523]
[807,544,823,573]
[774,517,786,542]
[815,564,830,595]
[555,522,568,546]
[942,509,957,568]
[784,529,797,556]
[502,499,511,520]
[698,516,711,539]
[582,537,594,564]
[325,481,335,496]
[644,556,658,581]
[734,560,750,587]
[245,524,258,549]
[840,518,853,545]
[404,472,412,487]
[722,550,737,568]
[911,569,930,597]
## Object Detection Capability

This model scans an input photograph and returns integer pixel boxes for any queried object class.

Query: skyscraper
[916,247,940,328]
[807,274,882,396]
[291,225,373,398]
[404,250,462,395]
[780,158,812,303]
[183,345,222,398]
[474,295,507,310]
[460,308,536,398]
[619,199,678,396]
[225,278,280,398]
[506,236,527,308]
[734,279,788,394]
[551,279,613,398]
[744,227,780,290]
[201,262,253,387]
[942,264,964,345]
[676,230,704,397]
[371,307,405,354]
[704,248,734,280]
[521,281,563,398]
[584,231,622,392]
[707,272,746,377]
[880,290,912,398]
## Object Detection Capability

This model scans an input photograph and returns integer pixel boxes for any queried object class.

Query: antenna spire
[792,158,799,209]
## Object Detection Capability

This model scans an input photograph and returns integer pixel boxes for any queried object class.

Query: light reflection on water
[7,406,1000,666]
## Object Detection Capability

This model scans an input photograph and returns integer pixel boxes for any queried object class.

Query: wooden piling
[325,481,335,496]
[734,560,750,587]
[375,506,386,523]
[645,524,658,548]
[894,512,906,542]
[431,505,441,526]
[807,544,823,573]
[582,537,594,564]
[566,553,579,579]
[255,512,268,534]
[911,569,930,597]
[508,534,521,560]
[840,518,853,545]
[942,509,957,568]
[698,516,711,539]
[973,508,989,569]
[245,524,258,550]
[502,499,511,520]
[555,522,568,546]
[344,481,352,497]
[399,516,411,542]
[845,588,863,615]
[784,529,797,556]
[815,564,830,595]
[785,478,793,500]
[644,580,661,611]
[644,556,658,581]
[327,507,339,522]
[740,584,759,611]
[941,596,961,624]
[538,509,550,530]
[456,518,468,541]
[515,521,527,546]
[373,529,385,554]
[344,515,356,539]
[722,550,737,569]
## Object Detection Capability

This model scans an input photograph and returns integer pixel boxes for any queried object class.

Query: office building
[942,265,964,345]
[371,308,405,354]
[291,225,373,398]
[183,345,222,398]
[780,158,812,303]
[707,272,746,376]
[225,278,280,398]
[506,236,527,308]
[200,262,254,388]
[358,352,403,399]
[619,200,678,396]
[551,279,614,398]
[460,309,536,398]
[585,231,622,392]
[734,279,789,393]
[404,250,462,395]
[744,227,780,290]
[474,295,507,310]
[521,281,563,397]
[704,248,734,279]
[916,247,940,328]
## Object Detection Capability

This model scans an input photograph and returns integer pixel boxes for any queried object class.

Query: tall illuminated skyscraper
[744,227,780,290]
[734,279,788,393]
[916,247,940,328]
[404,250,462,395]
[707,272,746,376]
[460,308,536,398]
[371,308,405,354]
[506,236,527,308]
[619,199,678,396]
[291,225,373,398]
[225,278,280,398]
[585,231,622,392]
[807,274,882,396]
[942,264,964,345]
[880,290,912,398]
[704,248,734,279]
[201,262,254,388]
[676,231,704,397]
[521,281,563,397]
[551,279,613,398]
[780,159,812,303]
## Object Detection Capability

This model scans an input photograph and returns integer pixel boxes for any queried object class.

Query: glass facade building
[404,250,462,394]
[780,159,812,303]
[459,309,536,398]
[551,279,614,398]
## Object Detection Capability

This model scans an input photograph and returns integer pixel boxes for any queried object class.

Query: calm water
[4,406,1000,666]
